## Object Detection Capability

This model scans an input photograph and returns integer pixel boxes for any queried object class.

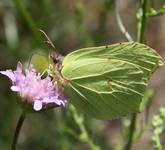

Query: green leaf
[139,89,154,112]
[61,42,163,119]
[147,5,165,17]
[30,52,49,73]
[152,107,165,150]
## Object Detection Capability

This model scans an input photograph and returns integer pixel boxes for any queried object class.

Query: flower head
[0,62,67,111]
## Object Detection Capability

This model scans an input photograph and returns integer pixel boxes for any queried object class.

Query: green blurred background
[0,0,165,150]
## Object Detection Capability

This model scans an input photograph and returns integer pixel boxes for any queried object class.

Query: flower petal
[16,62,23,73]
[33,100,42,111]
[1,61,67,111]
[0,70,15,82]
[11,86,20,92]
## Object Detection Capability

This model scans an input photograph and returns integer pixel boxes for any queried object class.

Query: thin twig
[115,2,133,42]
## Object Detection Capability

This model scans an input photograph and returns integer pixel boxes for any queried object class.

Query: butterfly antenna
[39,29,57,52]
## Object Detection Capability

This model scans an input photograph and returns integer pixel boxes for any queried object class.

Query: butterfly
[60,42,163,119]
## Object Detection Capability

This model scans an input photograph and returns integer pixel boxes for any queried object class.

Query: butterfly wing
[61,42,163,119]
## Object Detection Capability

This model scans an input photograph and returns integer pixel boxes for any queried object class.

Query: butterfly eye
[50,51,59,64]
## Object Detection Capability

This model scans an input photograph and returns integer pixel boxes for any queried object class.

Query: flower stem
[137,0,148,43]
[123,114,137,150]
[70,105,101,150]
[11,111,26,150]
[123,1,148,150]
[124,0,148,150]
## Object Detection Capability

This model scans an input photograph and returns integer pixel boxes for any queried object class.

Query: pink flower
[0,62,67,111]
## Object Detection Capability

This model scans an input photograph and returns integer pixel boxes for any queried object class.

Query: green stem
[138,0,148,43]
[123,114,137,150]
[123,1,148,150]
[70,105,101,150]
[14,0,43,46]
[11,111,26,150]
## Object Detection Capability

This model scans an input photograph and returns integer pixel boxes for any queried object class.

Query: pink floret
[0,62,67,111]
